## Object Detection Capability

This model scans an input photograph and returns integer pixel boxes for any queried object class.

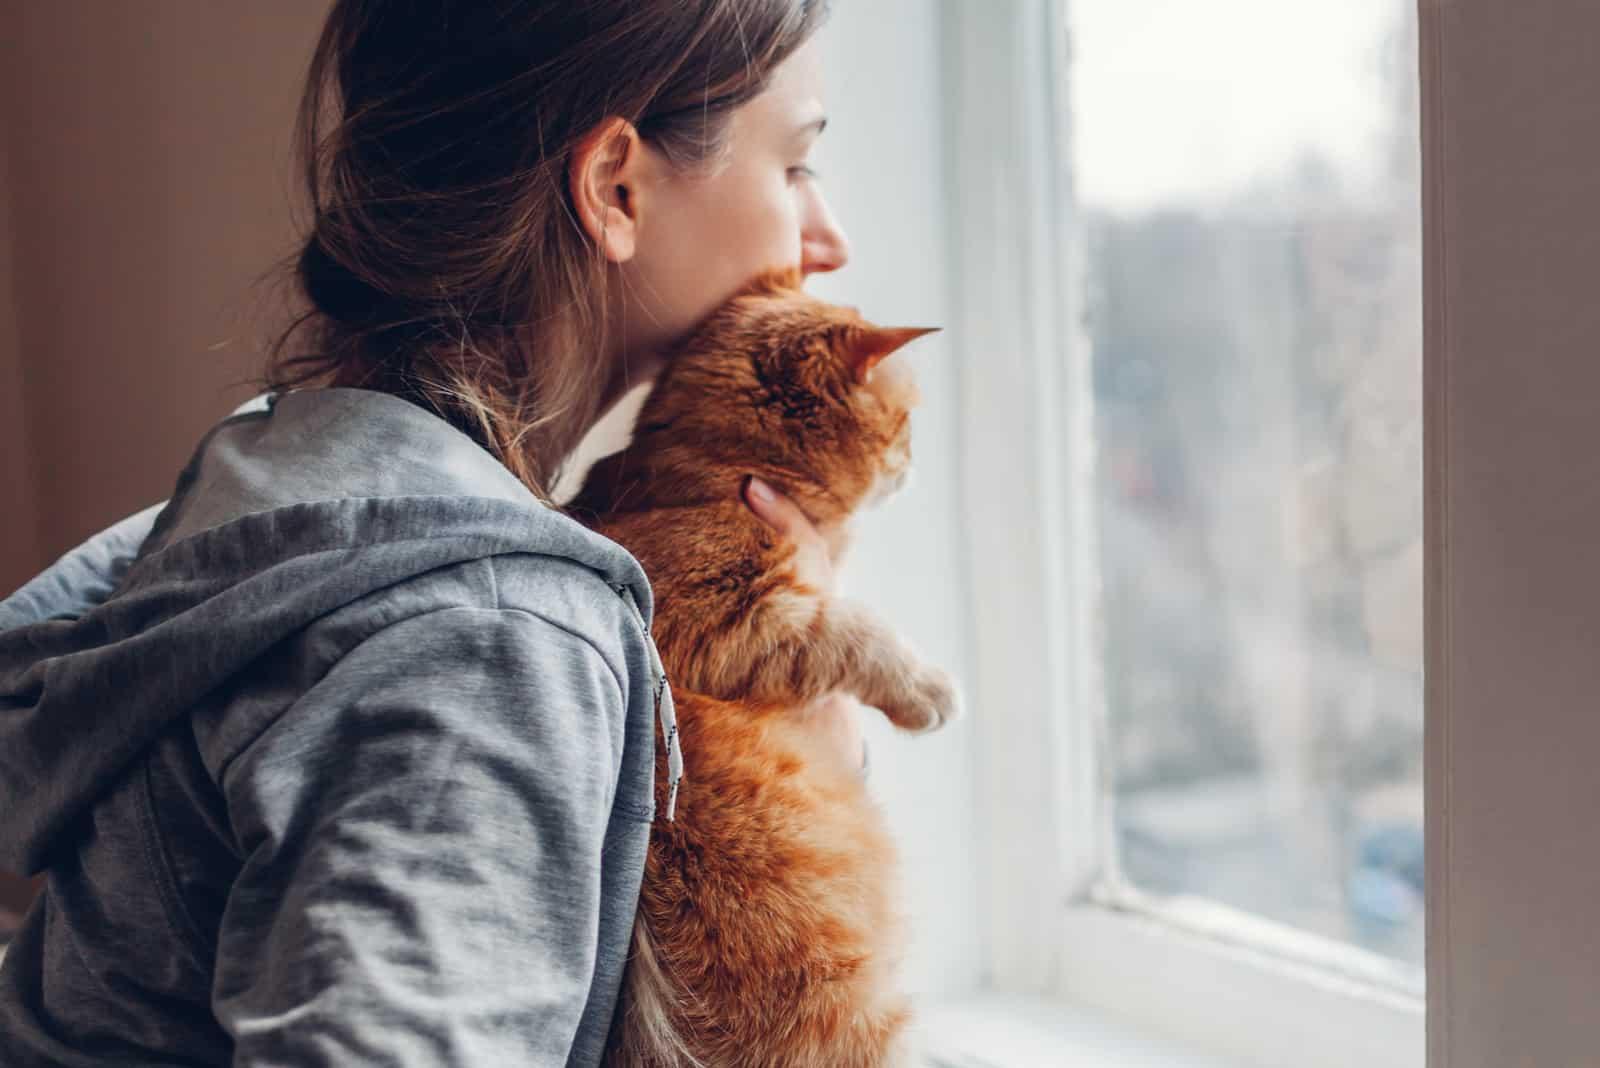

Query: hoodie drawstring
[618,585,682,822]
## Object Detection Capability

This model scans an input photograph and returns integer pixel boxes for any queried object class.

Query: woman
[0,1,866,1064]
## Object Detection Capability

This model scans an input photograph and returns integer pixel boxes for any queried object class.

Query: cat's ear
[847,326,941,382]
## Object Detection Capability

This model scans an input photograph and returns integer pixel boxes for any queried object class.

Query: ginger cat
[570,265,959,1067]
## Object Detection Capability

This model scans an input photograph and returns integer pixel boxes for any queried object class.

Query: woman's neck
[596,349,664,422]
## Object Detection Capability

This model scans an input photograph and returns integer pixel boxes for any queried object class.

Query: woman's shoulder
[155,387,536,547]
[322,551,643,687]
[133,385,655,663]
[194,552,647,782]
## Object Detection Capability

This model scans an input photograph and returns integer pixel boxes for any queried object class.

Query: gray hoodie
[0,387,681,1066]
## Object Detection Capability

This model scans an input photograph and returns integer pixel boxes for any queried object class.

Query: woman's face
[605,36,851,373]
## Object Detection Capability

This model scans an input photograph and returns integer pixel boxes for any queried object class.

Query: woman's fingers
[742,476,835,593]
[742,476,810,538]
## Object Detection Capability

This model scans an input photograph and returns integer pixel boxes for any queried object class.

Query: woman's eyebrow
[794,115,828,139]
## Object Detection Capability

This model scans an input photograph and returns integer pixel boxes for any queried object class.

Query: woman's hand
[741,476,835,593]
[742,476,867,778]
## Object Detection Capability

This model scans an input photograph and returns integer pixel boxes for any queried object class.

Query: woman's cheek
[763,189,805,268]
[725,202,798,278]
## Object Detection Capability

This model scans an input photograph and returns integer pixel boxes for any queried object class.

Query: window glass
[1069,0,1424,974]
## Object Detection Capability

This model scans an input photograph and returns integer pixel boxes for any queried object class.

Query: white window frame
[943,2,1425,1064]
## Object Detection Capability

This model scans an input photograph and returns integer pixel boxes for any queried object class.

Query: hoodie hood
[0,387,674,874]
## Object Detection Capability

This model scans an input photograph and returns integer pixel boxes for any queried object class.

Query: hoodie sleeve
[211,604,629,1067]
[0,500,166,629]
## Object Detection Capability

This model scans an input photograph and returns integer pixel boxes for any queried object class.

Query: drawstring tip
[665,778,679,822]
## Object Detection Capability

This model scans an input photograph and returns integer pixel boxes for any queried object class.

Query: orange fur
[571,266,956,1067]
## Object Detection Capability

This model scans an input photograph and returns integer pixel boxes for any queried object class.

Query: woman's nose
[800,192,851,276]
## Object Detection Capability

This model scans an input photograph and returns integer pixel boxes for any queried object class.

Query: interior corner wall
[1,2,328,590]
[0,6,43,597]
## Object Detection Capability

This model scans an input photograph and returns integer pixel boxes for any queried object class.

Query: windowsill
[916,991,1243,1068]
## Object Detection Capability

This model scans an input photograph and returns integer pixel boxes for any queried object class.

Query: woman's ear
[568,117,646,263]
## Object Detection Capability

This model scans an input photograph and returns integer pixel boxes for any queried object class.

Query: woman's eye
[787,164,819,183]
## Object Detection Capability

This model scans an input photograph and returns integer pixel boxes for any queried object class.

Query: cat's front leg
[732,588,962,733]
[818,598,962,732]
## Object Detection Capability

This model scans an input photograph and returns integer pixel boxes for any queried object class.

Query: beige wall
[0,73,41,597]
[1,1,328,594]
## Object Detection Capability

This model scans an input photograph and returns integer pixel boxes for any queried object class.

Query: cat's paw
[882,667,962,734]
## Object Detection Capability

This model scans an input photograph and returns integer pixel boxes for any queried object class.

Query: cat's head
[624,264,939,522]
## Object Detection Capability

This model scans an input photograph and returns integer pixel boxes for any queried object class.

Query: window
[946,1,1424,1064]
[1075,0,1425,980]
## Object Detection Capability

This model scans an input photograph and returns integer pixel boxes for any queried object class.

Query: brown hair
[255,0,830,501]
